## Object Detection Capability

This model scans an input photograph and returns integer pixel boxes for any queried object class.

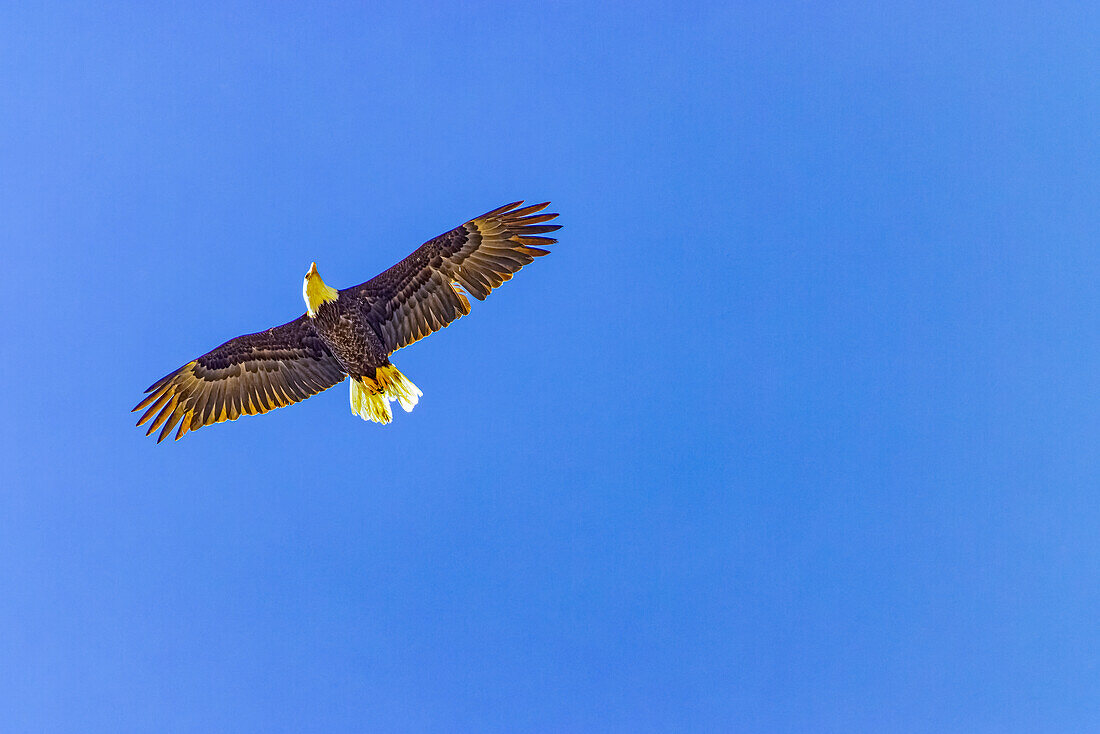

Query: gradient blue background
[3,2,1099,731]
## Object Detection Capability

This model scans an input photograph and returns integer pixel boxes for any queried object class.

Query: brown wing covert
[132,316,346,442]
[347,201,560,353]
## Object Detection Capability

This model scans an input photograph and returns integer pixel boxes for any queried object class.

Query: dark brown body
[309,296,389,385]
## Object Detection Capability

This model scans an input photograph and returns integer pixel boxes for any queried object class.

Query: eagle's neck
[303,267,339,317]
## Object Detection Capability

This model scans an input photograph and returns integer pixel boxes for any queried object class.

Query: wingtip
[480,200,525,219]
[507,201,552,218]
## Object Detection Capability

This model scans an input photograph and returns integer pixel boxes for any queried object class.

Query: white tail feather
[380,365,422,413]
[348,365,422,424]
[350,378,391,424]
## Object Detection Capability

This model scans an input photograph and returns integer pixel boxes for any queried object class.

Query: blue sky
[2,2,1099,731]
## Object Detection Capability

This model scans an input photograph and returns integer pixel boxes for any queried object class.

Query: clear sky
[2,2,1099,732]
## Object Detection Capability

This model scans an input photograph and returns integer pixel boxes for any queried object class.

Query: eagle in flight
[133,201,560,442]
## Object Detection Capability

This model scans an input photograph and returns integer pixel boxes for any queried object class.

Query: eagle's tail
[349,364,422,424]
[376,364,422,413]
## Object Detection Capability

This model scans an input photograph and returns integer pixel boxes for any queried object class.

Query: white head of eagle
[303,261,339,317]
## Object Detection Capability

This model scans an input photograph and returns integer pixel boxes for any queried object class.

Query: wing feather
[133,315,346,442]
[344,201,560,353]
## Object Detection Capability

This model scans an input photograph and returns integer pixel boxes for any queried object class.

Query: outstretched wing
[346,200,560,354]
[133,315,346,442]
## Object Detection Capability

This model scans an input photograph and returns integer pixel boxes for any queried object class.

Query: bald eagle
[133,201,560,442]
